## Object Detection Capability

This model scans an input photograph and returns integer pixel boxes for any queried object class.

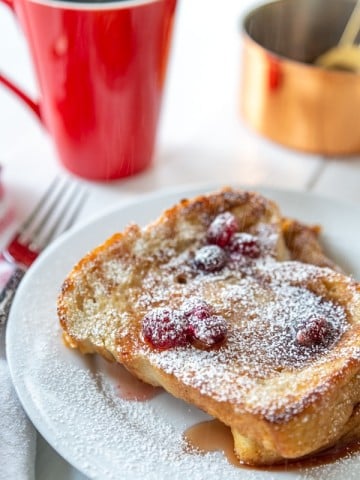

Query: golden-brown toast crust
[58,188,360,465]
[282,218,343,272]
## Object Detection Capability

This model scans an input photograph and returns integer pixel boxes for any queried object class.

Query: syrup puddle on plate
[184,419,360,470]
[184,419,240,466]
[95,355,360,467]
[95,356,162,401]
[115,365,161,401]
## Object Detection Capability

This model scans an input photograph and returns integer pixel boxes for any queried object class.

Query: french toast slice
[58,188,360,465]
[281,217,343,272]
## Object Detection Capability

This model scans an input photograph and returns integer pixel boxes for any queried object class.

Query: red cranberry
[296,317,332,347]
[182,298,214,320]
[194,245,227,272]
[142,302,228,351]
[191,315,228,349]
[142,308,188,350]
[228,233,261,259]
[207,212,238,247]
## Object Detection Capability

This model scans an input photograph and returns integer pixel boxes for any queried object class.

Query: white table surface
[1,0,360,478]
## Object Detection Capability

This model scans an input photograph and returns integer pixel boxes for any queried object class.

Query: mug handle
[0,0,42,122]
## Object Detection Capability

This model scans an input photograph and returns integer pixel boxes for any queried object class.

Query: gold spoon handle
[339,0,360,45]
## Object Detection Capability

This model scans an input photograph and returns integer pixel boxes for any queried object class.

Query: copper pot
[240,0,360,155]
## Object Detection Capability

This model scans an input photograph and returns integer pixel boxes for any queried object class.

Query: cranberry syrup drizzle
[116,366,161,402]
[97,358,162,402]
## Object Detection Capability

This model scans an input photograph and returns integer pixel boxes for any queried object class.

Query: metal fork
[0,177,87,326]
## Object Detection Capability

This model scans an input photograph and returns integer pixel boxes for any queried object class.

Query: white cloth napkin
[0,261,37,480]
[0,173,37,480]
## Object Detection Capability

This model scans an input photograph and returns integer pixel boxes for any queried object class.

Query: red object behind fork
[4,235,38,268]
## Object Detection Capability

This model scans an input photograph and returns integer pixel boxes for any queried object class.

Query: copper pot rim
[239,0,360,78]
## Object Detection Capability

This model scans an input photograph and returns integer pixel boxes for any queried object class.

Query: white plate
[6,185,360,480]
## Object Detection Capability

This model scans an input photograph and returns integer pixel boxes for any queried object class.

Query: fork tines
[18,177,87,251]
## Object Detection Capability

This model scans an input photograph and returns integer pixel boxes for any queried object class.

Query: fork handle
[0,267,25,328]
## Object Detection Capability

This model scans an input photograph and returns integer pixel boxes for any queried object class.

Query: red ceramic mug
[0,0,176,180]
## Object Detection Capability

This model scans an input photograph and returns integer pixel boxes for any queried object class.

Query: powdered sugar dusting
[13,300,360,480]
[67,218,359,424]
[8,191,360,479]
[136,256,353,420]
